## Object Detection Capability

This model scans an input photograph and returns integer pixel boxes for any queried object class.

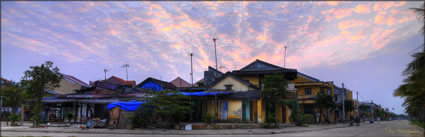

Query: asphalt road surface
[2,120,423,137]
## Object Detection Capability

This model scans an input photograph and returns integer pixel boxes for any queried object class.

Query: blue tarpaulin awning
[106,100,144,111]
[179,91,230,96]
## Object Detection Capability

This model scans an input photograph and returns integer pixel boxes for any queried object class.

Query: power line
[408,44,424,54]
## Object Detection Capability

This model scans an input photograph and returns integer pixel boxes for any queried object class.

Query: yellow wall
[346,90,353,100]
[207,100,217,117]
[252,100,257,122]
[286,106,292,124]
[297,86,321,97]
[275,104,282,122]
[239,76,260,87]
[294,75,315,83]
[53,79,82,95]
[257,99,265,123]
[212,76,253,91]
[227,100,242,120]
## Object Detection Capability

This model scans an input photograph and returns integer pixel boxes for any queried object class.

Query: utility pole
[342,83,345,122]
[284,46,287,68]
[122,64,130,81]
[103,69,108,80]
[371,100,374,119]
[213,38,218,70]
[189,53,194,87]
[357,91,359,118]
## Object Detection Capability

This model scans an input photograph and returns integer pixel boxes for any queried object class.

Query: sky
[1,1,423,114]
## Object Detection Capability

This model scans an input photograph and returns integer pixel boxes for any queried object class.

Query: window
[225,84,233,90]
[305,88,312,95]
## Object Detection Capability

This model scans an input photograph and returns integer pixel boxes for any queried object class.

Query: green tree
[0,81,25,114]
[342,100,354,114]
[281,99,306,126]
[315,92,336,123]
[262,74,289,115]
[359,104,370,118]
[21,61,62,127]
[144,90,192,128]
[394,3,425,122]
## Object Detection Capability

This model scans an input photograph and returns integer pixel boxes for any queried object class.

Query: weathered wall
[227,100,242,120]
[239,76,260,87]
[53,79,82,95]
[257,99,265,123]
[294,75,314,83]
[212,76,251,91]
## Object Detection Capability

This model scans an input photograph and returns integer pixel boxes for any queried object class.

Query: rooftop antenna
[122,64,130,81]
[213,38,218,70]
[189,53,194,87]
[284,46,287,68]
[219,66,225,72]
[103,69,108,80]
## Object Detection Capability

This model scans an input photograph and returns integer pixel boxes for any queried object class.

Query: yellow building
[230,59,298,123]
[49,73,90,95]
[295,72,336,123]
[192,60,298,124]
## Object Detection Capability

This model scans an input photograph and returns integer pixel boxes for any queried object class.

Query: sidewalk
[1,122,350,135]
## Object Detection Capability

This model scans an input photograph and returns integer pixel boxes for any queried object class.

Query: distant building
[294,72,336,123]
[103,76,136,87]
[47,73,90,95]
[137,77,176,91]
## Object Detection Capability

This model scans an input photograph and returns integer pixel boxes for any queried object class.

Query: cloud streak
[1,1,422,82]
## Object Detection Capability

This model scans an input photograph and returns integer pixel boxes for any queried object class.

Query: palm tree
[394,3,425,122]
[122,64,130,81]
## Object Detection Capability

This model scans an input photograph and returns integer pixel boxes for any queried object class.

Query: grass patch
[411,120,425,129]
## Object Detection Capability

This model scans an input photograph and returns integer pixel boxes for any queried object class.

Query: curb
[1,125,349,135]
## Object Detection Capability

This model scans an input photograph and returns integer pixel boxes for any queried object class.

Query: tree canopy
[262,74,289,114]
[394,3,425,121]
[21,61,62,126]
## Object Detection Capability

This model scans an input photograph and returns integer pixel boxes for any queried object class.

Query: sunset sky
[1,1,423,114]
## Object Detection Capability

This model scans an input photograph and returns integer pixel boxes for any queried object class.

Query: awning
[180,91,230,96]
[107,100,144,112]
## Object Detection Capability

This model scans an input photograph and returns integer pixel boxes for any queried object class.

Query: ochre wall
[286,106,292,124]
[294,75,314,83]
[257,99,265,123]
[239,76,260,87]
[227,100,242,120]
[297,86,321,97]
[346,90,353,100]
[207,100,217,117]
[212,76,252,91]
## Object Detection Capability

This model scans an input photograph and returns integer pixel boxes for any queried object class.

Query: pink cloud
[338,19,368,31]
[323,8,352,21]
[372,2,404,12]
[353,4,371,14]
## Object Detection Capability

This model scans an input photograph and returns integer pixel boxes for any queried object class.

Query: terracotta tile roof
[107,76,136,87]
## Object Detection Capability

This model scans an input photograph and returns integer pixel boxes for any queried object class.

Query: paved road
[1,120,423,137]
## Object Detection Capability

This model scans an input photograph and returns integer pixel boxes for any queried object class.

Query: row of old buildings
[38,59,358,125]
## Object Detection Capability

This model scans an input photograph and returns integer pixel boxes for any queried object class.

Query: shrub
[264,114,279,128]
[9,114,20,123]
[202,113,213,125]
[290,113,304,126]
[131,104,154,128]
[302,114,313,124]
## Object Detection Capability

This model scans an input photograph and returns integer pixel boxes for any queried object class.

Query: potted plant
[9,114,20,126]
[202,113,213,128]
